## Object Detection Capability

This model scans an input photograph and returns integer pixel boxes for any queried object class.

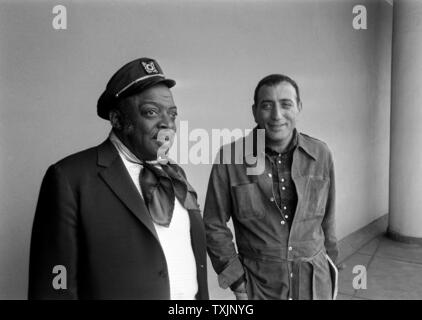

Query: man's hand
[232,281,248,300]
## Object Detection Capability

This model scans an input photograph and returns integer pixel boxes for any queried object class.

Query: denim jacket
[204,130,339,299]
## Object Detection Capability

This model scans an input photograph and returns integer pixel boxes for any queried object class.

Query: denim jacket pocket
[232,183,265,220]
[301,176,329,220]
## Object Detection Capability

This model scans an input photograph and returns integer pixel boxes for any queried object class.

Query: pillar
[388,0,422,244]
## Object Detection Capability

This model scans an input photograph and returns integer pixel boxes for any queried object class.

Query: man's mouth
[154,129,175,146]
[268,123,287,131]
[155,139,164,146]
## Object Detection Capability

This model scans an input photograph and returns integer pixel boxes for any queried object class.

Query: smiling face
[252,81,302,152]
[110,83,178,161]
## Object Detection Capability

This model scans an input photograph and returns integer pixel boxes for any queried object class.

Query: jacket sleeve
[28,164,79,299]
[322,150,339,264]
[203,161,245,290]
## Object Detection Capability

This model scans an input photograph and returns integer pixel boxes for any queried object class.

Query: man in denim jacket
[204,74,339,300]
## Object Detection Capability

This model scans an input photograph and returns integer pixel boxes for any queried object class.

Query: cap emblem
[141,61,159,74]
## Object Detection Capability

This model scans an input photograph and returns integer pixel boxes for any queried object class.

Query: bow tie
[139,162,199,227]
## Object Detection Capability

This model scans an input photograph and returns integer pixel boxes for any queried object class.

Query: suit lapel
[188,210,205,259]
[97,139,159,241]
[188,208,208,299]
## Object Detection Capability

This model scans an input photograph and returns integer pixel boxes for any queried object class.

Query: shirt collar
[265,128,298,156]
[109,130,177,165]
[109,130,142,164]
[244,127,316,161]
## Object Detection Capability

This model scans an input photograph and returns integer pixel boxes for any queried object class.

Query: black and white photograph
[1,0,421,306]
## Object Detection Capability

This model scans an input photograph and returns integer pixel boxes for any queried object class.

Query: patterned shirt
[265,129,299,229]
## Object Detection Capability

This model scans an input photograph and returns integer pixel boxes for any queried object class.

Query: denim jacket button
[288,246,293,251]
[270,197,274,202]
[280,221,285,225]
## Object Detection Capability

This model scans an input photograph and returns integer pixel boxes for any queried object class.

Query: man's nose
[271,104,284,120]
[159,113,176,130]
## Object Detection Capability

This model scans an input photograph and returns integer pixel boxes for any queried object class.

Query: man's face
[113,84,177,161]
[253,82,302,147]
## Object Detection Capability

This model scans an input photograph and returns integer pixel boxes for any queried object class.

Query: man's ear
[252,104,258,123]
[109,109,122,130]
[297,100,303,113]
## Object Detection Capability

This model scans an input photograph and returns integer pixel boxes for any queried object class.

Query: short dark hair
[253,74,301,105]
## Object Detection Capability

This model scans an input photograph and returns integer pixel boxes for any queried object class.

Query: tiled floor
[207,234,422,300]
[337,234,422,300]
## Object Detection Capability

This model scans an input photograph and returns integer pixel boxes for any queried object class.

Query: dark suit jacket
[28,139,209,300]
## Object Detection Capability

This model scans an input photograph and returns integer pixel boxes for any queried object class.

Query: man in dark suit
[28,58,209,300]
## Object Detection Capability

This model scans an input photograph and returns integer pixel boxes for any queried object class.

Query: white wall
[0,0,392,299]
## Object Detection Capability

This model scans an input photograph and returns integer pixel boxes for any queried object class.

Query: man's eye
[169,111,178,118]
[282,103,293,109]
[143,109,159,117]
[261,103,272,110]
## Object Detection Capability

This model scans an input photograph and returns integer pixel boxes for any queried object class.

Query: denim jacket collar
[296,133,317,161]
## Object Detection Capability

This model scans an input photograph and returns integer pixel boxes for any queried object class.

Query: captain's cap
[97,58,176,120]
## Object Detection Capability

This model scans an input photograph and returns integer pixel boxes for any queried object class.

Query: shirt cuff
[217,256,245,289]
[230,275,246,291]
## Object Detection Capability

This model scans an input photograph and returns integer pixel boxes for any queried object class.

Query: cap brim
[97,76,176,120]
